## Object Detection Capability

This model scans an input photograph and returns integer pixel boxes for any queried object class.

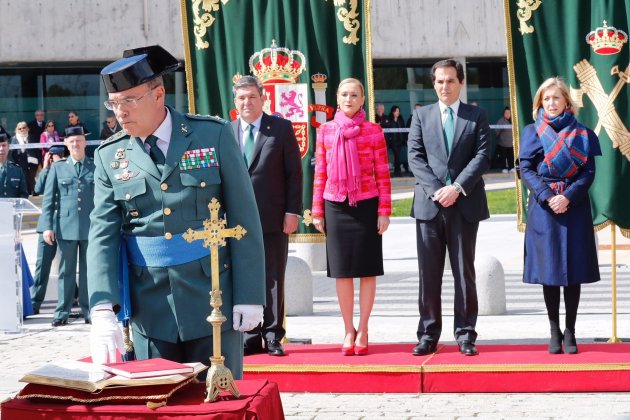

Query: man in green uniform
[0,132,28,198]
[88,45,265,379]
[42,127,94,326]
[30,146,65,315]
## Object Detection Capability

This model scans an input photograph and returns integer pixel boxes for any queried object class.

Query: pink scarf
[328,108,364,206]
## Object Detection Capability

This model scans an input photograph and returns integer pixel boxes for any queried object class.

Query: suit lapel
[162,109,193,180]
[249,113,272,169]
[127,136,162,181]
[451,104,471,156]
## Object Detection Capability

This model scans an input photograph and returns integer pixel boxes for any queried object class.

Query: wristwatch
[453,183,462,194]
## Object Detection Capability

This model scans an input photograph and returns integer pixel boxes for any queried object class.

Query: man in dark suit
[28,109,47,147]
[407,59,490,357]
[99,114,122,140]
[231,75,303,357]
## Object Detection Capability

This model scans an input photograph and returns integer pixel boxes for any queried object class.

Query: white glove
[90,305,125,365]
[232,304,264,332]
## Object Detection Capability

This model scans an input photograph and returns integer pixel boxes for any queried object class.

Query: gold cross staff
[183,197,246,402]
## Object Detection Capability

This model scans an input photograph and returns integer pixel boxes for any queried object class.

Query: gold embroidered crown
[586,21,628,55]
[249,40,306,84]
[311,73,327,83]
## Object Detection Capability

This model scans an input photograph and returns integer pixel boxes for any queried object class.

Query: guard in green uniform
[30,146,65,314]
[41,127,95,326]
[0,133,29,198]
[88,45,265,379]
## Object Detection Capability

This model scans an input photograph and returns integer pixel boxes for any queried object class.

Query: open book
[20,360,207,393]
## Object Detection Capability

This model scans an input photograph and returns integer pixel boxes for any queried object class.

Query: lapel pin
[181,123,188,133]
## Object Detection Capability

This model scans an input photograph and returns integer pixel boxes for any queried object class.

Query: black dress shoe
[412,341,437,356]
[458,341,479,356]
[266,340,286,356]
[51,319,67,327]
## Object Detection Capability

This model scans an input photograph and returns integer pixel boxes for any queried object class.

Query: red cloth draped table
[1,380,284,420]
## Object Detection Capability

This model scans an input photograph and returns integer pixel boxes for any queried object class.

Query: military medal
[115,148,125,159]
[119,160,129,169]
[179,148,219,170]
[115,168,138,181]
[110,161,120,169]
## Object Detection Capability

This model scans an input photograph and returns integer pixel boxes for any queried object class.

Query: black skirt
[324,197,384,278]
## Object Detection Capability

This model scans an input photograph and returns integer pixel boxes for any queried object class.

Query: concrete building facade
[0,0,508,138]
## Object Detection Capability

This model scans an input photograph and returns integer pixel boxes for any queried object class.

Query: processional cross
[183,197,246,402]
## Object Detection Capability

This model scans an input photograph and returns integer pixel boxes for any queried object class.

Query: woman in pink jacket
[312,78,391,356]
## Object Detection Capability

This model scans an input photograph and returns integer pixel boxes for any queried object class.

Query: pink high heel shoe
[341,330,356,356]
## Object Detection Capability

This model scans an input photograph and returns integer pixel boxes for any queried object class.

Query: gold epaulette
[100,130,129,148]
[185,113,227,125]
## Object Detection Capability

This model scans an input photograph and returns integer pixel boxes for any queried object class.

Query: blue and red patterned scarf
[535,108,590,185]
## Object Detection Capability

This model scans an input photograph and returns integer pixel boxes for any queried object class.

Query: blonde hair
[337,78,365,97]
[531,77,578,120]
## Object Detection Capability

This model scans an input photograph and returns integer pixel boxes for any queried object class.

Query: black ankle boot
[564,328,578,354]
[549,329,563,354]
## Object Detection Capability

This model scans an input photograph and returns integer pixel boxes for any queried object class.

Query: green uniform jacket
[87,107,265,343]
[35,167,59,233]
[0,161,28,198]
[40,158,95,241]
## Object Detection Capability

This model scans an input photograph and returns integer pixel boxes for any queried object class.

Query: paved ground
[2,174,630,419]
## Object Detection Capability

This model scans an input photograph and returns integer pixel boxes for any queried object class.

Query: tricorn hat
[49,145,66,155]
[64,126,87,138]
[0,132,8,142]
[100,45,180,93]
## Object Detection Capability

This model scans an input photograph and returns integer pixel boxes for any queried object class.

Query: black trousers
[244,231,288,348]
[415,207,479,344]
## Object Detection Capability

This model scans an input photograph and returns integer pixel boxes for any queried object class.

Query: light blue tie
[443,107,454,184]
[244,124,255,165]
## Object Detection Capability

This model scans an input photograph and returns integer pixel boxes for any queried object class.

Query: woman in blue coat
[519,77,601,355]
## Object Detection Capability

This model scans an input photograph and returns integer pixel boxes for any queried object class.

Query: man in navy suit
[231,75,303,357]
[407,59,490,357]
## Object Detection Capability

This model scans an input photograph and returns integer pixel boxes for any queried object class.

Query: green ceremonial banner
[180,0,372,236]
[505,0,630,235]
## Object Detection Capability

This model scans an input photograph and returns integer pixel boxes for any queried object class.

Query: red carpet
[243,343,630,393]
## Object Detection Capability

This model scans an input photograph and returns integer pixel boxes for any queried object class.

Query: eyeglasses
[104,88,155,111]
[47,124,55,127]
[17,127,27,130]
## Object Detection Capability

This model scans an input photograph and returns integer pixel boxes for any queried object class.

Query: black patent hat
[64,126,87,137]
[49,145,66,155]
[0,132,8,142]
[100,45,180,93]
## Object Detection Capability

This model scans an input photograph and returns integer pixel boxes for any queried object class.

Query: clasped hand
[547,194,570,214]
[434,185,460,208]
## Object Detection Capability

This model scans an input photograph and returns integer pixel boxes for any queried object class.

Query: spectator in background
[99,114,122,139]
[495,107,515,173]
[40,120,61,160]
[388,105,407,177]
[375,103,387,125]
[30,145,65,315]
[10,121,39,195]
[28,110,47,159]
[407,103,422,127]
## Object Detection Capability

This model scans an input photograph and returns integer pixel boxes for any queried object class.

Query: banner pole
[608,222,621,343]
